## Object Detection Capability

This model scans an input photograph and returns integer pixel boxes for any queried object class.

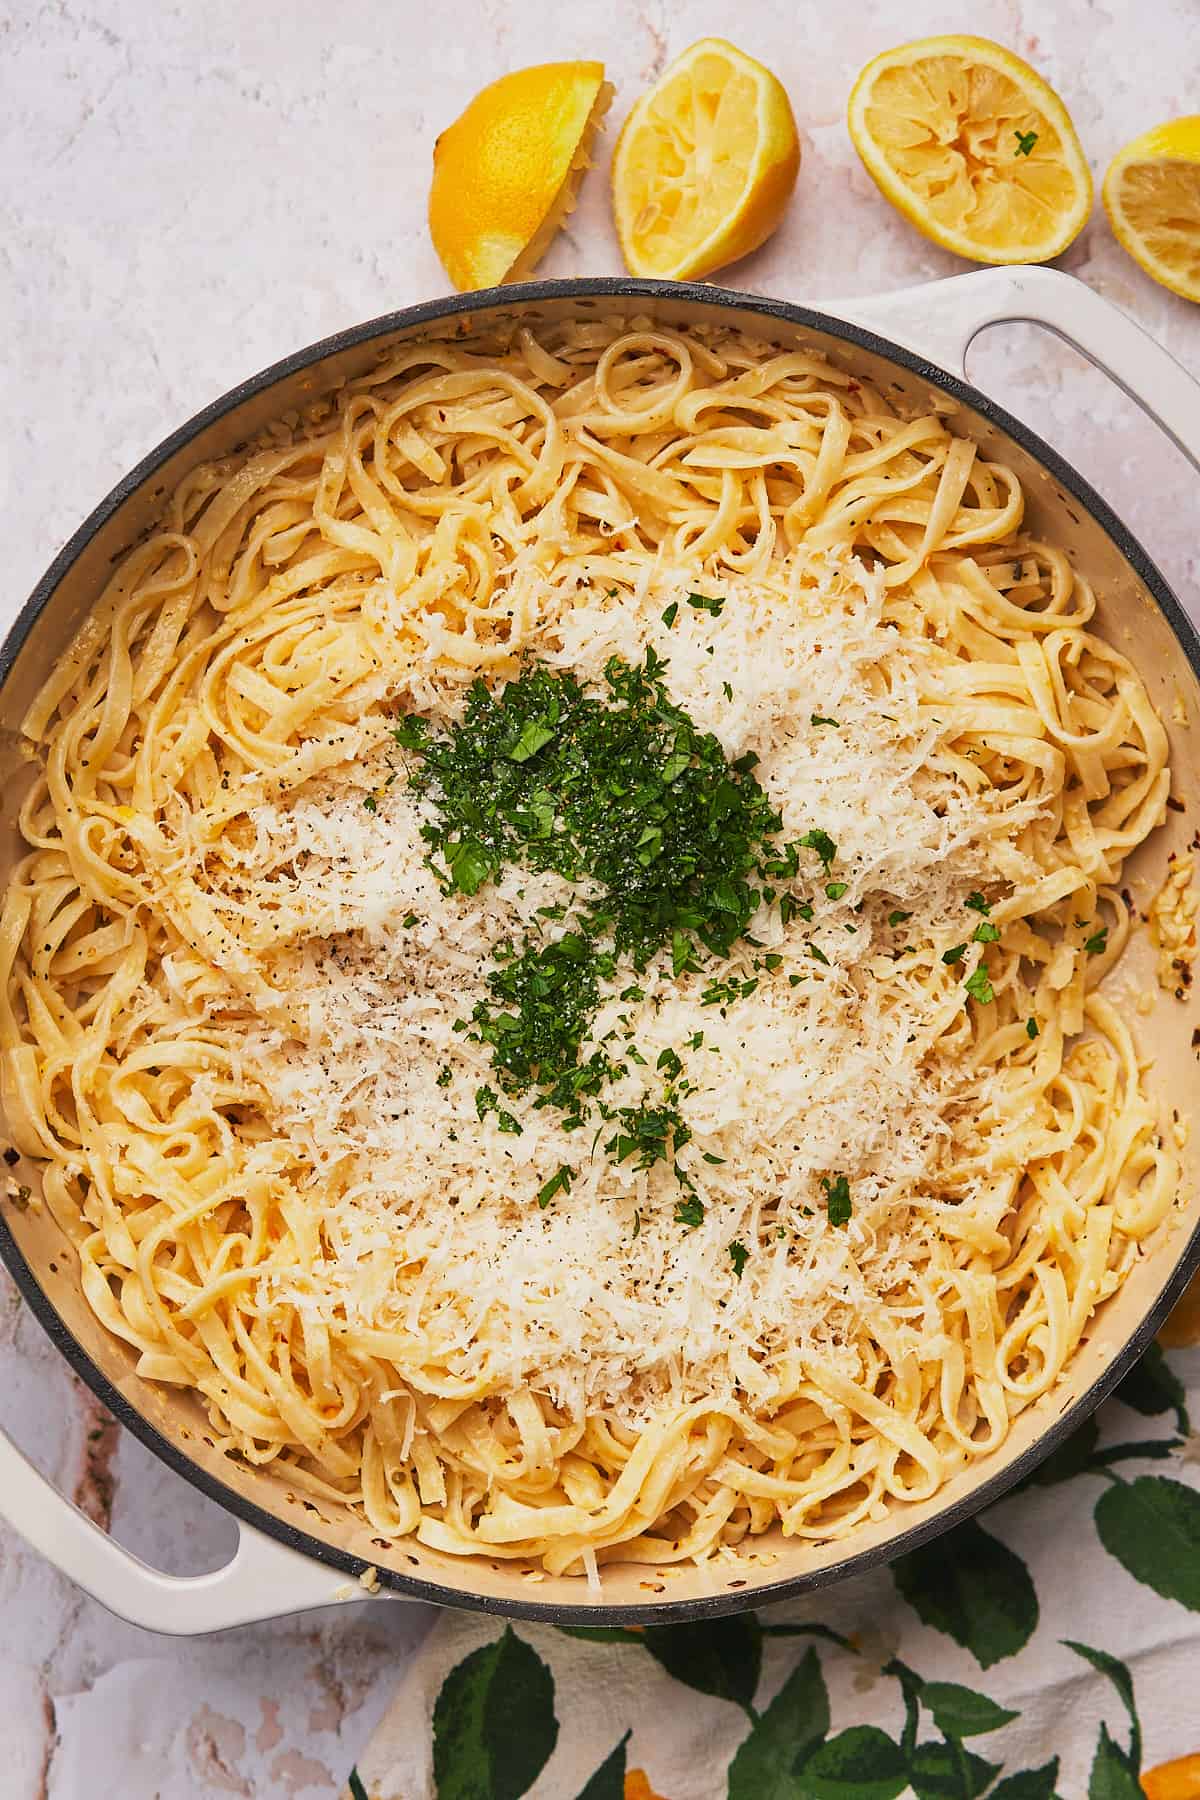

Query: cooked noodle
[0,316,1175,1575]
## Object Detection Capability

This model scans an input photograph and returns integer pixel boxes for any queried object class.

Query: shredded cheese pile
[224,557,1038,1423]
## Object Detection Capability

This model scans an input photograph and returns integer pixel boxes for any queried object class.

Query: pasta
[0,315,1177,1578]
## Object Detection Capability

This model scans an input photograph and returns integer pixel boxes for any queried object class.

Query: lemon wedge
[1104,117,1200,302]
[429,62,613,292]
[611,38,800,280]
[848,35,1092,264]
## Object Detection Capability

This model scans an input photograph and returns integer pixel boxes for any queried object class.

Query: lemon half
[429,62,613,292]
[1104,117,1200,302]
[848,35,1092,265]
[611,38,800,280]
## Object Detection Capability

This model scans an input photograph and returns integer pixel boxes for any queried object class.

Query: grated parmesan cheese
[194,554,1045,1428]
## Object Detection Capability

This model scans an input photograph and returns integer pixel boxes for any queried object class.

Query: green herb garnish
[1014,128,1038,156]
[661,602,679,627]
[972,922,1001,943]
[965,892,991,915]
[942,943,967,965]
[675,1195,705,1228]
[537,1166,572,1209]
[965,966,995,1005]
[825,881,849,901]
[605,1100,690,1171]
[1026,1017,1039,1039]
[888,909,912,927]
[474,1085,523,1134]
[811,713,841,728]
[687,592,725,617]
[1084,927,1108,957]
[822,1174,852,1227]
[798,828,837,872]
[728,1239,749,1277]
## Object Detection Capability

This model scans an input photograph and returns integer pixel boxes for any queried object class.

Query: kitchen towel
[344,1331,1200,1799]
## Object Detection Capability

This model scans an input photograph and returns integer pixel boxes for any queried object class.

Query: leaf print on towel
[1023,1413,1100,1488]
[1065,1641,1144,1799]
[1114,1343,1190,1435]
[987,1760,1062,1797]
[640,1616,762,1717]
[798,1726,909,1799]
[574,1730,629,1799]
[725,1645,829,1798]
[1094,1476,1200,1611]
[892,1520,1038,1666]
[1089,1723,1144,1799]
[907,1739,999,1797]
[917,1683,1018,1740]
[432,1625,558,1800]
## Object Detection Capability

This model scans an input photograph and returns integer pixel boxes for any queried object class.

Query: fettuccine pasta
[0,316,1176,1577]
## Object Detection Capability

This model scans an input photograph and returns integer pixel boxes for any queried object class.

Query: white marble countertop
[2,0,1199,1792]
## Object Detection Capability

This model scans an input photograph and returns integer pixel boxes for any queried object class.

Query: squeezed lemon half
[429,61,613,292]
[1104,117,1200,302]
[848,34,1092,264]
[611,37,800,280]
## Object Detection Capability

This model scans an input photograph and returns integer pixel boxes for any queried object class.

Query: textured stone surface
[0,1,1197,1791]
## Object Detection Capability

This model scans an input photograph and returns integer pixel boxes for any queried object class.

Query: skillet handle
[831,265,1200,473]
[0,1418,374,1632]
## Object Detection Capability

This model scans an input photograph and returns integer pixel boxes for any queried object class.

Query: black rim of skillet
[2,276,1199,1627]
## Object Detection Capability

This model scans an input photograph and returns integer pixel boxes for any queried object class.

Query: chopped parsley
[537,1165,572,1209]
[686,592,725,617]
[435,1065,452,1088]
[661,601,679,627]
[972,922,1000,944]
[1026,1017,1039,1039]
[964,891,991,915]
[396,655,780,965]
[810,712,841,728]
[1014,127,1038,156]
[398,652,855,1188]
[1084,927,1109,957]
[964,966,995,1006]
[942,943,967,965]
[822,1174,852,1227]
[362,793,378,813]
[507,718,557,764]
[798,828,837,872]
[474,1085,523,1134]
[605,1100,690,1171]
[728,1239,749,1278]
[675,1195,705,1228]
[888,909,912,927]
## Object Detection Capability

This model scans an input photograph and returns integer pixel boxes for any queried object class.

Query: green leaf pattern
[360,1344,1200,1798]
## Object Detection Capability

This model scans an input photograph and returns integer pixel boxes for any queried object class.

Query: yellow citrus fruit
[1142,1752,1200,1799]
[611,37,800,280]
[847,35,1092,264]
[429,62,613,292]
[1104,117,1200,302]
